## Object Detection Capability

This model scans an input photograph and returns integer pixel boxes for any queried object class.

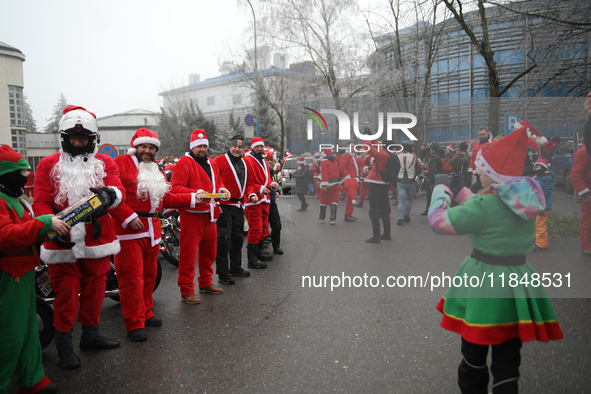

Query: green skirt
[436,257,563,345]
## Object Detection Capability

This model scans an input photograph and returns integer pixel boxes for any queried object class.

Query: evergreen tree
[44,93,69,133]
[23,95,38,133]
[158,100,220,158]
[213,113,244,155]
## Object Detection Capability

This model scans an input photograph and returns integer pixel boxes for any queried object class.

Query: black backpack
[376,152,401,185]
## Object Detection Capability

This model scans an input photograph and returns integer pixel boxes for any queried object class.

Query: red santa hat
[446,144,456,151]
[190,129,209,149]
[313,151,321,159]
[129,128,160,155]
[534,157,550,169]
[474,126,528,183]
[285,151,292,158]
[322,147,333,157]
[265,151,274,159]
[245,148,252,155]
[297,157,305,163]
[514,121,540,138]
[251,137,264,149]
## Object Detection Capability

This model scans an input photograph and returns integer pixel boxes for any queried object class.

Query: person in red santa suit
[572,93,591,256]
[213,134,252,284]
[318,147,341,225]
[467,127,497,191]
[243,137,279,268]
[170,130,230,304]
[33,105,124,370]
[339,141,360,222]
[110,128,197,341]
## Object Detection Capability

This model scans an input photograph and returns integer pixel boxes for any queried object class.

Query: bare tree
[363,0,451,144]
[440,0,539,135]
[257,0,372,116]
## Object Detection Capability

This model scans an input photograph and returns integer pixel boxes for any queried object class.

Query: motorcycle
[35,257,162,350]
[159,208,180,267]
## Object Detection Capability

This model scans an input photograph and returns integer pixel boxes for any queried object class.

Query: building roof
[0,40,25,60]
[96,109,159,129]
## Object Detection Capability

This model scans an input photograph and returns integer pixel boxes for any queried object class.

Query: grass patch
[547,211,581,237]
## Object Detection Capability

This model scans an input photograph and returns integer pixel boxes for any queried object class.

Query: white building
[0,41,26,156]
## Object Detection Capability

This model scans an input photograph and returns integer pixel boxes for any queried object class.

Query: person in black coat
[292,157,310,211]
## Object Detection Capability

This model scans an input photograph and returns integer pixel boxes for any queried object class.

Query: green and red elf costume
[0,145,56,394]
[428,128,563,394]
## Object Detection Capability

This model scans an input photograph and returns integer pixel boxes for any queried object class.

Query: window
[207,96,215,106]
[11,129,26,156]
[8,86,25,127]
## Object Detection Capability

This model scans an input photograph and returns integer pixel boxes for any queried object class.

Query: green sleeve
[35,214,53,235]
[446,195,487,235]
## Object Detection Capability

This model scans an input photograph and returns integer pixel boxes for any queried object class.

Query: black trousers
[368,183,390,221]
[269,200,282,248]
[215,205,245,276]
[296,192,308,209]
[459,337,522,394]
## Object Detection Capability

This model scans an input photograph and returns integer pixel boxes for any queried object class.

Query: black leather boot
[365,218,382,243]
[329,205,337,224]
[247,243,267,269]
[381,216,391,240]
[318,205,327,221]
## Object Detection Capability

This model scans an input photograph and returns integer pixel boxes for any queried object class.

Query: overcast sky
[1,0,253,128]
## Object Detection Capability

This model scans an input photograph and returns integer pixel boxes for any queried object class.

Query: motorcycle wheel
[160,224,180,267]
[36,296,55,350]
[106,257,163,302]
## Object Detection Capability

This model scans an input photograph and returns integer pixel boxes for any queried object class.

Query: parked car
[547,140,575,194]
[280,156,313,195]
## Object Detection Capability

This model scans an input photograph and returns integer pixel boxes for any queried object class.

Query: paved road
[12,191,591,393]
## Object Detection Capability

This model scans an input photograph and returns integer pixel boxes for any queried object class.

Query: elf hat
[514,120,541,138]
[474,126,528,183]
[534,157,550,169]
[130,128,160,152]
[0,145,29,177]
[251,137,264,149]
[190,129,209,149]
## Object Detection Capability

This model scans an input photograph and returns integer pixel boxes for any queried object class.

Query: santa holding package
[110,128,197,341]
[170,130,230,304]
[33,105,124,370]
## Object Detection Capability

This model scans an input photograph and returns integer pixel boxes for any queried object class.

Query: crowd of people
[1,93,591,393]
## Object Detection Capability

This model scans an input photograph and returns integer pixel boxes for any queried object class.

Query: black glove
[53,234,76,249]
[434,174,451,188]
[89,187,118,208]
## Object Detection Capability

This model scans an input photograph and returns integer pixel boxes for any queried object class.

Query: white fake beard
[52,153,106,206]
[137,161,170,208]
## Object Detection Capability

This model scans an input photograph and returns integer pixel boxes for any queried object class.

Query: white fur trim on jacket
[107,186,123,208]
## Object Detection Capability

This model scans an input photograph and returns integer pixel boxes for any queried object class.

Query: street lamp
[246,0,259,137]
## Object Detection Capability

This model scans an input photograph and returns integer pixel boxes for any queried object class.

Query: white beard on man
[136,161,170,208]
[51,152,106,206]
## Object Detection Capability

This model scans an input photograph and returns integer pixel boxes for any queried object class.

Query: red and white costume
[468,139,497,173]
[170,130,227,296]
[243,137,277,245]
[214,153,247,208]
[33,151,124,333]
[570,146,591,251]
[339,151,359,215]
[319,149,341,206]
[110,129,195,332]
